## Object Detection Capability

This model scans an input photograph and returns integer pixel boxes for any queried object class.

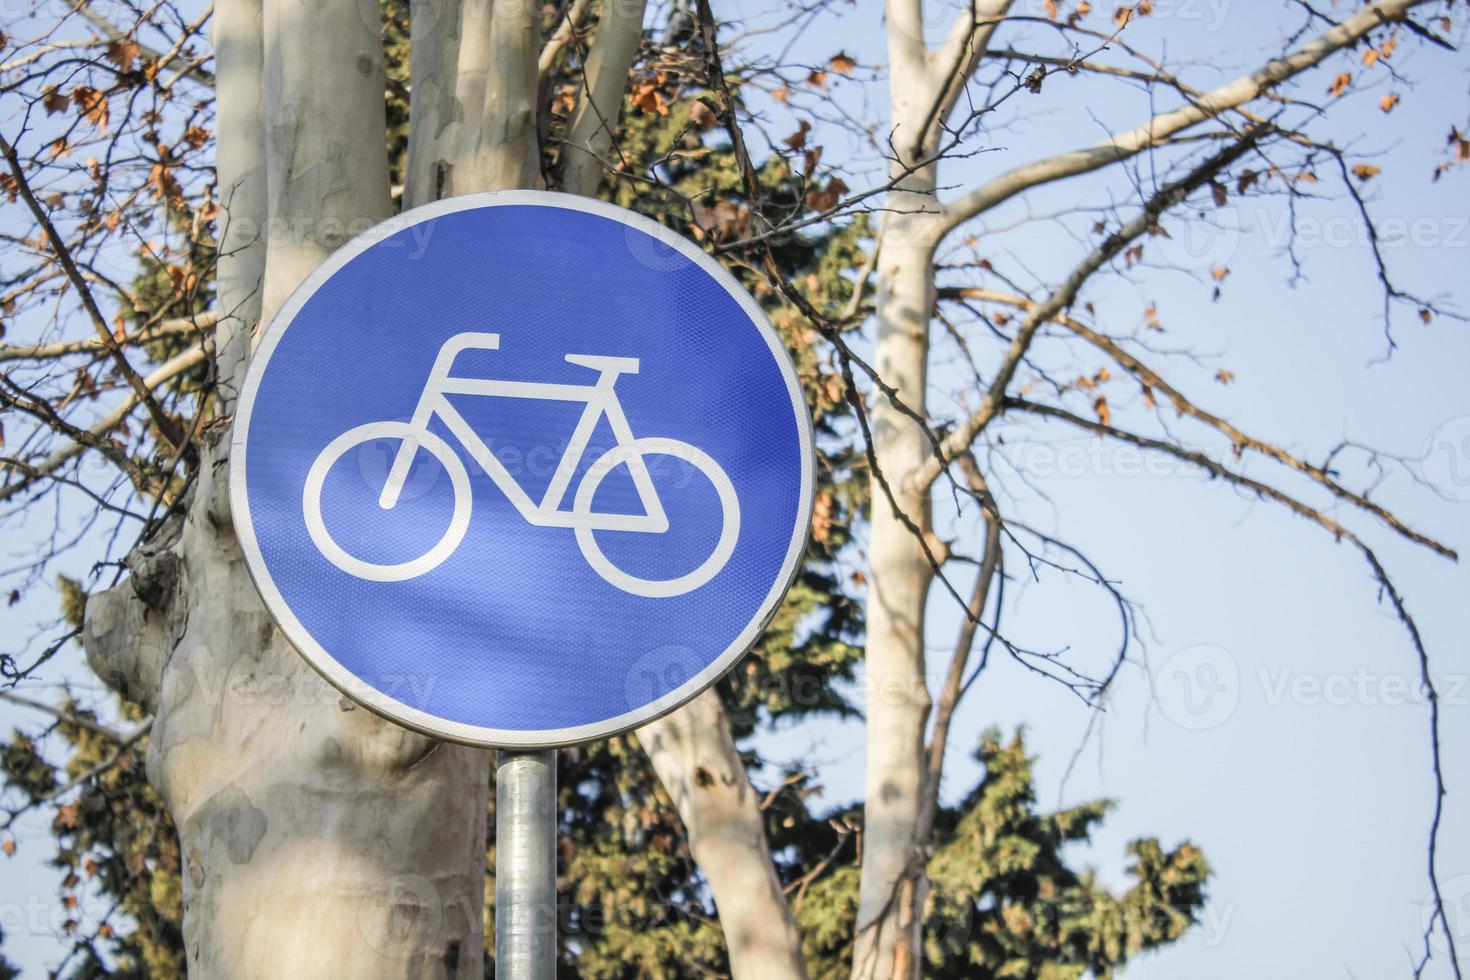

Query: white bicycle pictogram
[302,332,740,597]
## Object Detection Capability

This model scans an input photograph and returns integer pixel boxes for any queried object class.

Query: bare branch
[938,287,1456,561]
[938,0,1432,235]
[0,311,218,364]
[0,132,186,449]
[914,130,1265,491]
[0,344,208,504]
[917,0,1015,158]
[1005,393,1460,980]
[0,690,131,742]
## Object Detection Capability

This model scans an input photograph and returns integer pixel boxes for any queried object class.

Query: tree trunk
[850,49,941,977]
[405,0,464,209]
[452,0,543,193]
[560,0,647,197]
[211,0,267,412]
[83,2,491,975]
[638,690,810,980]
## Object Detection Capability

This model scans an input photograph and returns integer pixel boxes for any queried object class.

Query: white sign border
[230,190,816,749]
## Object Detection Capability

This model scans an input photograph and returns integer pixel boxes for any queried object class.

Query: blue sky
[3,0,1469,976]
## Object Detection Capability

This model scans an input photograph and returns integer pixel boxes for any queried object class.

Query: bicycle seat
[565,353,641,375]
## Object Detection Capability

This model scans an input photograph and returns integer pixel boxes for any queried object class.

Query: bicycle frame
[379,332,669,533]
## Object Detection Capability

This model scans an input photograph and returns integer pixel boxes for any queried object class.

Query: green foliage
[925,731,1207,978]
[382,0,411,192]
[57,575,87,630]
[793,730,1209,980]
[548,737,729,977]
[1,698,183,978]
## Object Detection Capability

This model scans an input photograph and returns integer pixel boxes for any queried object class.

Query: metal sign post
[496,750,557,979]
[230,191,814,977]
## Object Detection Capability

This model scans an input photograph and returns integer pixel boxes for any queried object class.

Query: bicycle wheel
[302,421,471,582]
[573,437,740,598]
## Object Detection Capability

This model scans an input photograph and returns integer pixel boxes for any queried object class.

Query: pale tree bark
[405,0,464,209]
[259,0,395,320]
[850,204,938,980]
[850,5,1010,978]
[639,691,809,979]
[82,1,490,976]
[211,0,267,412]
[449,0,495,192]
[561,0,647,197]
[538,0,593,76]
[452,0,543,192]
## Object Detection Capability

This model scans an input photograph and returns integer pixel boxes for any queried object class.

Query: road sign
[231,191,814,748]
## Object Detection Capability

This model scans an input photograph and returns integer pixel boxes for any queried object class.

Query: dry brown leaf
[783,120,811,151]
[41,85,68,115]
[813,490,834,543]
[631,82,668,116]
[1453,131,1470,163]
[104,39,141,71]
[71,86,108,133]
[1144,303,1163,331]
[805,177,849,212]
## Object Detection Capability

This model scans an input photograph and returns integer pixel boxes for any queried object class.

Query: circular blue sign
[231,193,813,747]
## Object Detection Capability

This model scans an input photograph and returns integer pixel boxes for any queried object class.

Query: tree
[0,0,1464,977]
[818,4,1465,974]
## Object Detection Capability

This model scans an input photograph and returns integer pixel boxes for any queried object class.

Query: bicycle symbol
[302,332,740,597]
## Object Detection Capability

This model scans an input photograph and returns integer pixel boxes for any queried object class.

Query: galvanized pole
[495,750,557,979]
